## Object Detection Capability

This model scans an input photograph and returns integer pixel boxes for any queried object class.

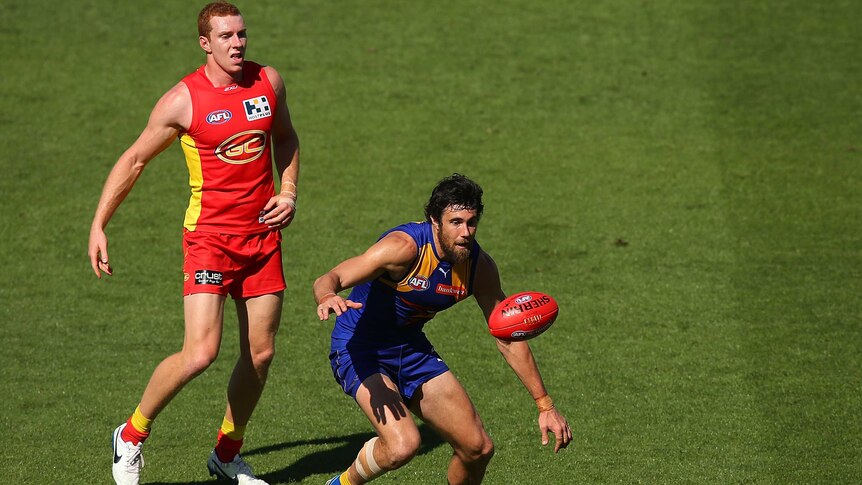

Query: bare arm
[473,251,573,452]
[88,83,191,278]
[261,66,300,230]
[313,231,417,320]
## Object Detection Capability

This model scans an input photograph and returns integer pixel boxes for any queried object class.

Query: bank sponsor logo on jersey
[243,96,271,121]
[194,269,223,286]
[206,109,232,125]
[435,283,466,297]
[408,275,430,291]
[215,130,267,164]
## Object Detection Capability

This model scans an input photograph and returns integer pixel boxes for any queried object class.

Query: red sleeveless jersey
[179,62,277,234]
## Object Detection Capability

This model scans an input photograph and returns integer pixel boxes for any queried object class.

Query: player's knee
[183,347,219,377]
[380,432,421,469]
[249,344,275,371]
[456,434,495,465]
[478,438,495,464]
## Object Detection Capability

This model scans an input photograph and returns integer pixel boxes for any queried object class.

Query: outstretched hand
[317,294,363,320]
[539,407,573,453]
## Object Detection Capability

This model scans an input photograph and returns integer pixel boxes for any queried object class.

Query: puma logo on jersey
[437,267,451,277]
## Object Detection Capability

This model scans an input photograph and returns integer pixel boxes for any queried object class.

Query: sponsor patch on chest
[243,96,272,121]
[435,283,466,297]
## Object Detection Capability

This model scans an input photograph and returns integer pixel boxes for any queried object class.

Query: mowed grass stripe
[700,1,862,482]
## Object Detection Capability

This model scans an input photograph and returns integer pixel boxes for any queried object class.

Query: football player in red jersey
[88,3,298,484]
[314,174,572,485]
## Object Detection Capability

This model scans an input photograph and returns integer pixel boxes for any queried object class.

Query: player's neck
[203,62,243,88]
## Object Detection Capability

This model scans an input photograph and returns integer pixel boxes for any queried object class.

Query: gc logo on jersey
[215,130,268,164]
[243,96,271,121]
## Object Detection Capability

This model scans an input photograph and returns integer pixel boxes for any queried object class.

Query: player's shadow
[145,423,445,484]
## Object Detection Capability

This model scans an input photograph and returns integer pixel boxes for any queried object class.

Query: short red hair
[198,1,242,38]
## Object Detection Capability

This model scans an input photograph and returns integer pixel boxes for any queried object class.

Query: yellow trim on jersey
[450,258,467,297]
[403,243,438,290]
[180,134,203,231]
[383,243,438,292]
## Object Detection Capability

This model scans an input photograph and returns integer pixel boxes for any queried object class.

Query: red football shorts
[182,229,286,298]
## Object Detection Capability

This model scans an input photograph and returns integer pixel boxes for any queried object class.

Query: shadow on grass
[145,423,446,484]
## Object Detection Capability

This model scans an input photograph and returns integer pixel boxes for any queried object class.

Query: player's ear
[199,35,212,53]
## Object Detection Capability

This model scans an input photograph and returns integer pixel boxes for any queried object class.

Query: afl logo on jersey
[216,130,268,165]
[206,109,232,125]
[408,276,430,291]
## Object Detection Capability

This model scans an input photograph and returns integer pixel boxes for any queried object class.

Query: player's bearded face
[434,207,479,264]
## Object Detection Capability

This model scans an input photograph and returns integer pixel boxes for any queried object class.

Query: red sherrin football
[488,291,559,341]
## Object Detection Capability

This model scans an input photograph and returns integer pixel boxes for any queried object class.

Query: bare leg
[345,373,422,484]
[137,293,226,419]
[224,292,282,426]
[409,372,494,485]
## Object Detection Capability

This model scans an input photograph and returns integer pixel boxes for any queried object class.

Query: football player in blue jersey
[313,174,572,485]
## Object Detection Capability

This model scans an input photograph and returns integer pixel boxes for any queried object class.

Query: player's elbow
[313,273,340,295]
[494,337,515,356]
[495,338,529,357]
[312,274,326,291]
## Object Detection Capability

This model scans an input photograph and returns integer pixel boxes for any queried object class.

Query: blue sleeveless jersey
[331,221,481,346]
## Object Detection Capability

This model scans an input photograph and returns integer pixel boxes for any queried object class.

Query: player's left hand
[538,408,573,453]
[262,192,296,229]
[88,226,113,279]
[317,294,363,320]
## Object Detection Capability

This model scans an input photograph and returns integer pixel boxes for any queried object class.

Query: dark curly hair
[424,174,484,223]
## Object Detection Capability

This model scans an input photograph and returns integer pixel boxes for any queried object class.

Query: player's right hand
[317,294,362,320]
[538,407,573,453]
[88,227,113,279]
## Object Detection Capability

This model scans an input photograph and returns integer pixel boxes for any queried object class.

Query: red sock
[121,418,150,446]
[215,430,244,463]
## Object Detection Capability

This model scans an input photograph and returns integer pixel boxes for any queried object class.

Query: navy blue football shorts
[329,336,450,402]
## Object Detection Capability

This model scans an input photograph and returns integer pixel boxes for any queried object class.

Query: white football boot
[112,423,144,485]
[207,450,269,485]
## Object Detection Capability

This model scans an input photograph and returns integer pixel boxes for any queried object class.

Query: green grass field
[1,0,860,483]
